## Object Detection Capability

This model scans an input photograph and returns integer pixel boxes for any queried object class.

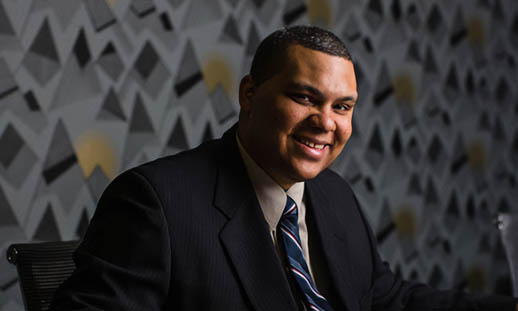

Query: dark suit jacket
[52,125,517,311]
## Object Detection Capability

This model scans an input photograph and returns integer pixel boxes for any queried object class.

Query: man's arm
[51,169,171,310]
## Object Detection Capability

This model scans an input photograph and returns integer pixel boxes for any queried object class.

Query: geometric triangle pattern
[1,1,518,309]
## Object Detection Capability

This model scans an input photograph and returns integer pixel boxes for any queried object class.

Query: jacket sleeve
[51,169,171,311]
[356,197,518,311]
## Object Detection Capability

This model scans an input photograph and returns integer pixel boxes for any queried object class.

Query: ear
[238,75,255,114]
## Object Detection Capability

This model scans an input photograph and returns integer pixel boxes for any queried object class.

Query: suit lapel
[306,178,355,310]
[214,126,297,311]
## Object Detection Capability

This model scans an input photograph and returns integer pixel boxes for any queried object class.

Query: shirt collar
[236,133,304,231]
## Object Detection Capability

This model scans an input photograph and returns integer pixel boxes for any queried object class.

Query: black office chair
[497,213,518,297]
[6,240,80,311]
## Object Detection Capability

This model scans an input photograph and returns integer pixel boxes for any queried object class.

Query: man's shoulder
[313,168,354,194]
[124,138,223,183]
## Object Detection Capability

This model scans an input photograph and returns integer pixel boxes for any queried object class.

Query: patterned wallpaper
[1,0,517,309]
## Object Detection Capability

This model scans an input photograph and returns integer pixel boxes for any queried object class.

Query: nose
[309,107,336,132]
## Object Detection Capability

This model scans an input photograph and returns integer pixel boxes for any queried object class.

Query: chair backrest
[6,240,80,311]
[497,213,518,297]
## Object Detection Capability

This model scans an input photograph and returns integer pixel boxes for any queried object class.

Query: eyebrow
[287,82,357,103]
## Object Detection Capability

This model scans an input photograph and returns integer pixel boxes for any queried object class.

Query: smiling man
[52,26,517,311]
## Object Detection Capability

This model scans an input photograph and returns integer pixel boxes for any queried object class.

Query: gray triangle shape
[182,0,223,29]
[28,18,60,62]
[0,185,17,226]
[373,62,393,107]
[84,0,116,32]
[245,22,261,56]
[97,42,124,81]
[97,88,126,121]
[87,165,110,203]
[0,58,18,99]
[449,8,467,47]
[33,204,61,241]
[129,93,154,133]
[342,13,361,42]
[219,15,243,45]
[42,120,78,185]
[0,2,15,36]
[174,40,203,96]
[167,0,185,8]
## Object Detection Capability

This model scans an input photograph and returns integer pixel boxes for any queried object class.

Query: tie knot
[283,195,298,217]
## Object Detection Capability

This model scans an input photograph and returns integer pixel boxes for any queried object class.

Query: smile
[293,136,330,150]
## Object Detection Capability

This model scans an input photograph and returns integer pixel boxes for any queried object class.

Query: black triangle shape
[407,173,422,195]
[0,123,24,168]
[219,14,243,45]
[465,70,475,95]
[135,41,159,80]
[445,64,460,92]
[391,128,402,157]
[406,40,421,62]
[449,9,467,47]
[29,18,60,62]
[428,265,444,289]
[73,28,92,68]
[512,13,518,35]
[424,176,440,206]
[427,135,443,163]
[368,124,384,154]
[424,46,438,74]
[283,3,306,25]
[390,0,401,22]
[367,0,383,16]
[129,93,154,133]
[167,117,189,149]
[407,136,421,164]
[465,194,475,220]
[492,116,506,142]
[446,192,460,218]
[159,12,174,31]
[99,88,126,121]
[24,91,41,111]
[495,77,509,102]
[75,208,90,238]
[478,111,491,131]
[426,5,443,33]
[33,204,61,241]
[201,123,213,143]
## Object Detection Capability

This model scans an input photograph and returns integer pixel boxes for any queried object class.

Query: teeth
[299,138,325,150]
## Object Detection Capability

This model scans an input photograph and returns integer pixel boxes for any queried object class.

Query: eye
[290,93,312,104]
[334,103,352,111]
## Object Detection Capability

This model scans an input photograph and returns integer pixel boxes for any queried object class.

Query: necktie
[279,196,334,311]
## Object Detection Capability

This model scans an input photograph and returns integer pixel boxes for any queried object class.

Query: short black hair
[249,25,352,86]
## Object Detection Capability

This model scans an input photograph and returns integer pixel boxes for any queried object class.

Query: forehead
[277,45,357,94]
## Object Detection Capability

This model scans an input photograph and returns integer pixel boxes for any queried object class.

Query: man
[52,26,517,310]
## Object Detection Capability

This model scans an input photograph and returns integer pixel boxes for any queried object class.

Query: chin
[291,166,326,182]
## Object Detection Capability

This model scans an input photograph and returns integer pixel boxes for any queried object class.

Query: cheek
[336,119,353,143]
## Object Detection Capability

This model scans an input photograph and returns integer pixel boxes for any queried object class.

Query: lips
[292,135,331,150]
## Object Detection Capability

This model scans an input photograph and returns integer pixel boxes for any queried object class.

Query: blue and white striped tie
[279,195,334,311]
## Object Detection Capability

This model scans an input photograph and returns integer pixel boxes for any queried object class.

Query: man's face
[238,45,358,189]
